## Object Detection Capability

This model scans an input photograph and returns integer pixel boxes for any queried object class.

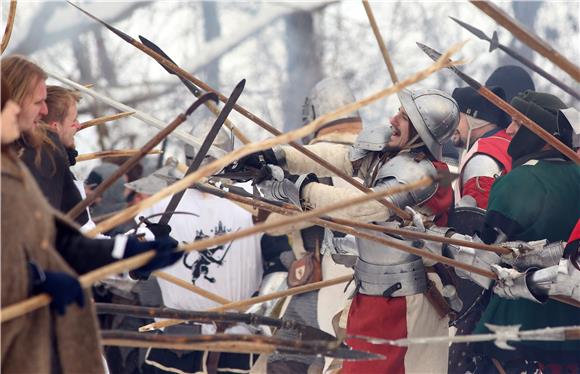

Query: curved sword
[157,79,245,225]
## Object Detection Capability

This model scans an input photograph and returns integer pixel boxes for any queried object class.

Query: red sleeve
[423,161,454,226]
[569,220,580,243]
[462,176,496,209]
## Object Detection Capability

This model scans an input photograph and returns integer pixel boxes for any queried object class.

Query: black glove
[29,262,84,315]
[124,236,181,280]
[224,149,279,174]
[145,222,172,239]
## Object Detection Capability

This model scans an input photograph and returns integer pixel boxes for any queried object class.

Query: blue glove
[29,262,84,315]
[124,236,181,279]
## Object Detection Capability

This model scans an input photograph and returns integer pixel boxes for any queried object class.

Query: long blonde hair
[1,55,57,167]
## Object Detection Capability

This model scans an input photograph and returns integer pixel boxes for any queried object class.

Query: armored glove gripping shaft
[223,149,280,176]
[257,165,318,209]
[491,264,543,303]
[29,262,85,315]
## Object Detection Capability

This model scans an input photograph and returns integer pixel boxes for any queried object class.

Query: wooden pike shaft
[102,338,275,354]
[48,72,226,159]
[418,43,580,164]
[196,182,511,256]
[131,32,407,218]
[87,48,462,238]
[477,86,580,164]
[0,174,431,324]
[75,149,161,162]
[101,331,340,355]
[362,0,399,83]
[153,271,240,309]
[140,275,353,331]
[66,0,410,219]
[67,94,216,219]
[0,52,464,324]
[1,0,17,53]
[78,111,135,131]
[471,1,580,81]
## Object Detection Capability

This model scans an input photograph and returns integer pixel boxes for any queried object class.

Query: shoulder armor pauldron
[375,152,439,206]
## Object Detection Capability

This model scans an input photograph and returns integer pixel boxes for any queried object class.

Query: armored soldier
[412,91,580,372]
[451,66,535,209]
[228,87,460,373]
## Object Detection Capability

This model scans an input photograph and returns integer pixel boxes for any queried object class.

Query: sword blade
[158,79,246,225]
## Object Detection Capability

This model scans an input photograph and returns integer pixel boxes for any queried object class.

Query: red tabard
[343,295,408,374]
[343,159,454,373]
[460,130,512,209]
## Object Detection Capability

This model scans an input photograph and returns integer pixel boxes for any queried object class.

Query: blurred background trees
[2,1,578,177]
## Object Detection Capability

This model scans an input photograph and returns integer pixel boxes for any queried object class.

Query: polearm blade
[470,1,580,82]
[66,0,412,221]
[158,80,245,225]
[100,330,383,360]
[137,35,200,96]
[449,17,580,101]
[416,42,580,164]
[95,303,336,342]
[138,35,251,145]
[67,93,218,219]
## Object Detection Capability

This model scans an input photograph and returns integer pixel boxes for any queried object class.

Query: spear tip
[67,1,134,44]
[448,16,490,42]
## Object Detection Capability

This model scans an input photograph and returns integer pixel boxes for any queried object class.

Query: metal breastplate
[353,224,427,297]
[354,258,427,297]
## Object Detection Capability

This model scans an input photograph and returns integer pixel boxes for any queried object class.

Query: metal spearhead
[139,35,202,96]
[449,16,491,42]
[489,31,500,52]
[485,323,520,350]
[448,16,580,100]
[67,1,134,44]
[416,42,482,89]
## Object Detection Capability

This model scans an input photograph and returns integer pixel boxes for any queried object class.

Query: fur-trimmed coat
[1,153,105,373]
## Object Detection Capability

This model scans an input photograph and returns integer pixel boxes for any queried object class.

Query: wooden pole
[195,182,511,255]
[0,174,435,324]
[153,271,244,309]
[67,93,217,219]
[362,0,399,83]
[418,43,580,164]
[47,72,227,160]
[68,1,465,222]
[139,275,353,331]
[78,111,135,131]
[470,1,580,82]
[1,0,17,53]
[75,149,161,162]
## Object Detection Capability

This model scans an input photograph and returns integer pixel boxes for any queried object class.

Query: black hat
[485,65,535,102]
[507,90,569,161]
[452,86,511,128]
